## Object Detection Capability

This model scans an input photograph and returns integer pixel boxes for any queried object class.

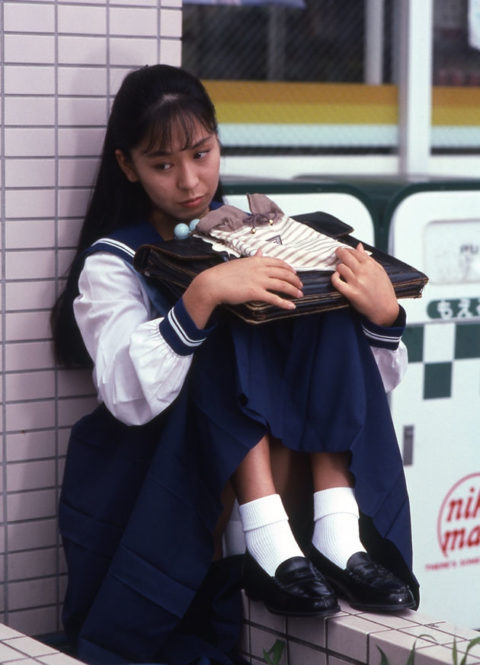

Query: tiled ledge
[238,592,480,665]
[0,600,478,665]
[0,623,82,665]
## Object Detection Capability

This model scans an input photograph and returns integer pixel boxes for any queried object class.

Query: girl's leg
[234,434,311,505]
[222,439,312,559]
[213,482,236,561]
[310,451,352,489]
[309,452,416,611]
[232,436,340,617]
[310,452,366,569]
[269,437,312,546]
[232,445,365,571]
[231,434,276,503]
[231,435,304,575]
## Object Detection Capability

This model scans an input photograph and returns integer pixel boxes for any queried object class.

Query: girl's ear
[115,149,139,183]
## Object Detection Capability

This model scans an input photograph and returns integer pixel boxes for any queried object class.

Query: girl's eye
[194,150,209,160]
[153,162,172,171]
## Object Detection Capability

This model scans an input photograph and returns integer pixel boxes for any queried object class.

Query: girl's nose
[177,163,199,190]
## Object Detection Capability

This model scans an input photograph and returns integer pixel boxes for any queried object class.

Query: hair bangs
[141,95,217,155]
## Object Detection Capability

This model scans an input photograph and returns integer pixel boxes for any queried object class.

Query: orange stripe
[204,81,396,104]
[203,81,480,126]
[204,81,397,124]
[432,87,480,124]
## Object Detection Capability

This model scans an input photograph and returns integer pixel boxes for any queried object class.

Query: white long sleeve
[74,251,407,426]
[360,311,408,392]
[370,342,408,393]
[74,252,208,426]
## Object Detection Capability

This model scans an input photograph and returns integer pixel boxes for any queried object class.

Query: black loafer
[242,552,340,617]
[309,548,416,612]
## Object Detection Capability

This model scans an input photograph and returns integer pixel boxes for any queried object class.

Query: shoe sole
[244,589,340,618]
[347,598,416,613]
[327,581,416,613]
[264,602,341,618]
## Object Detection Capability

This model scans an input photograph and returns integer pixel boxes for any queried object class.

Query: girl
[52,64,417,665]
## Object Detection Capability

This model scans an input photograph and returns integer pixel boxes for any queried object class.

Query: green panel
[334,177,480,250]
[454,323,480,359]
[222,177,480,250]
[402,325,424,363]
[423,362,452,399]
[221,179,374,207]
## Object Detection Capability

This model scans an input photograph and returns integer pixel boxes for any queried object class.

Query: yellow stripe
[204,81,398,124]
[432,87,480,125]
[203,81,480,126]
[204,81,394,103]
[213,102,397,124]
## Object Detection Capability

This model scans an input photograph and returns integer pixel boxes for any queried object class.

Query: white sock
[238,494,304,576]
[222,501,246,557]
[312,487,366,569]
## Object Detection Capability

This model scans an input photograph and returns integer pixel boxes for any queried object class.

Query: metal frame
[398,0,434,175]
[205,0,480,180]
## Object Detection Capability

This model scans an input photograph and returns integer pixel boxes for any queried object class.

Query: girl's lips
[179,196,205,209]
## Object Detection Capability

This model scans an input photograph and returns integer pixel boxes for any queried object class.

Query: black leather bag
[133,211,429,324]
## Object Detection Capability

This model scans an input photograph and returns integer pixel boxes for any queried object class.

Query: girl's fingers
[265,278,303,299]
[210,258,304,307]
[336,245,368,266]
[334,262,356,283]
[331,271,348,296]
[258,290,297,310]
[267,267,303,289]
[244,268,303,300]
[273,295,297,310]
[246,259,303,289]
[335,247,358,269]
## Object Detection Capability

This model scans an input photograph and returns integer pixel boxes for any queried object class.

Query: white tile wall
[4,99,56,127]
[1,0,183,638]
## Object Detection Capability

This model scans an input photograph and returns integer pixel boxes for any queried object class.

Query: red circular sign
[437,472,480,559]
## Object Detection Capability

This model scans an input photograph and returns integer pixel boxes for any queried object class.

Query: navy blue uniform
[59,223,418,665]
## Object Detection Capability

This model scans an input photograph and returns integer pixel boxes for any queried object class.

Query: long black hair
[51,64,222,367]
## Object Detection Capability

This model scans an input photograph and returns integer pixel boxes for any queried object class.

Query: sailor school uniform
[59,214,418,665]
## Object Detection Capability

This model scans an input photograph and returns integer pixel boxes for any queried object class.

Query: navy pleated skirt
[59,308,417,665]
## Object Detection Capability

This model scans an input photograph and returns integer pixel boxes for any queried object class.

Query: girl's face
[116,118,221,238]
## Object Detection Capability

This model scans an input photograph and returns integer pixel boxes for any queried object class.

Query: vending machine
[386,182,480,628]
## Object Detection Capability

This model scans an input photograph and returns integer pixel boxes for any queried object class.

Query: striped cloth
[196,193,351,271]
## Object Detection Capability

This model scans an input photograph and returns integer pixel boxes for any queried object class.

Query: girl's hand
[331,243,399,327]
[183,250,303,329]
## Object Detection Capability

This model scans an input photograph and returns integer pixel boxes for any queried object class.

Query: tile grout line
[54,0,62,633]
[1,0,11,629]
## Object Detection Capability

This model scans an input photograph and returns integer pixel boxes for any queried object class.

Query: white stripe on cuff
[168,307,205,348]
[361,324,401,345]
